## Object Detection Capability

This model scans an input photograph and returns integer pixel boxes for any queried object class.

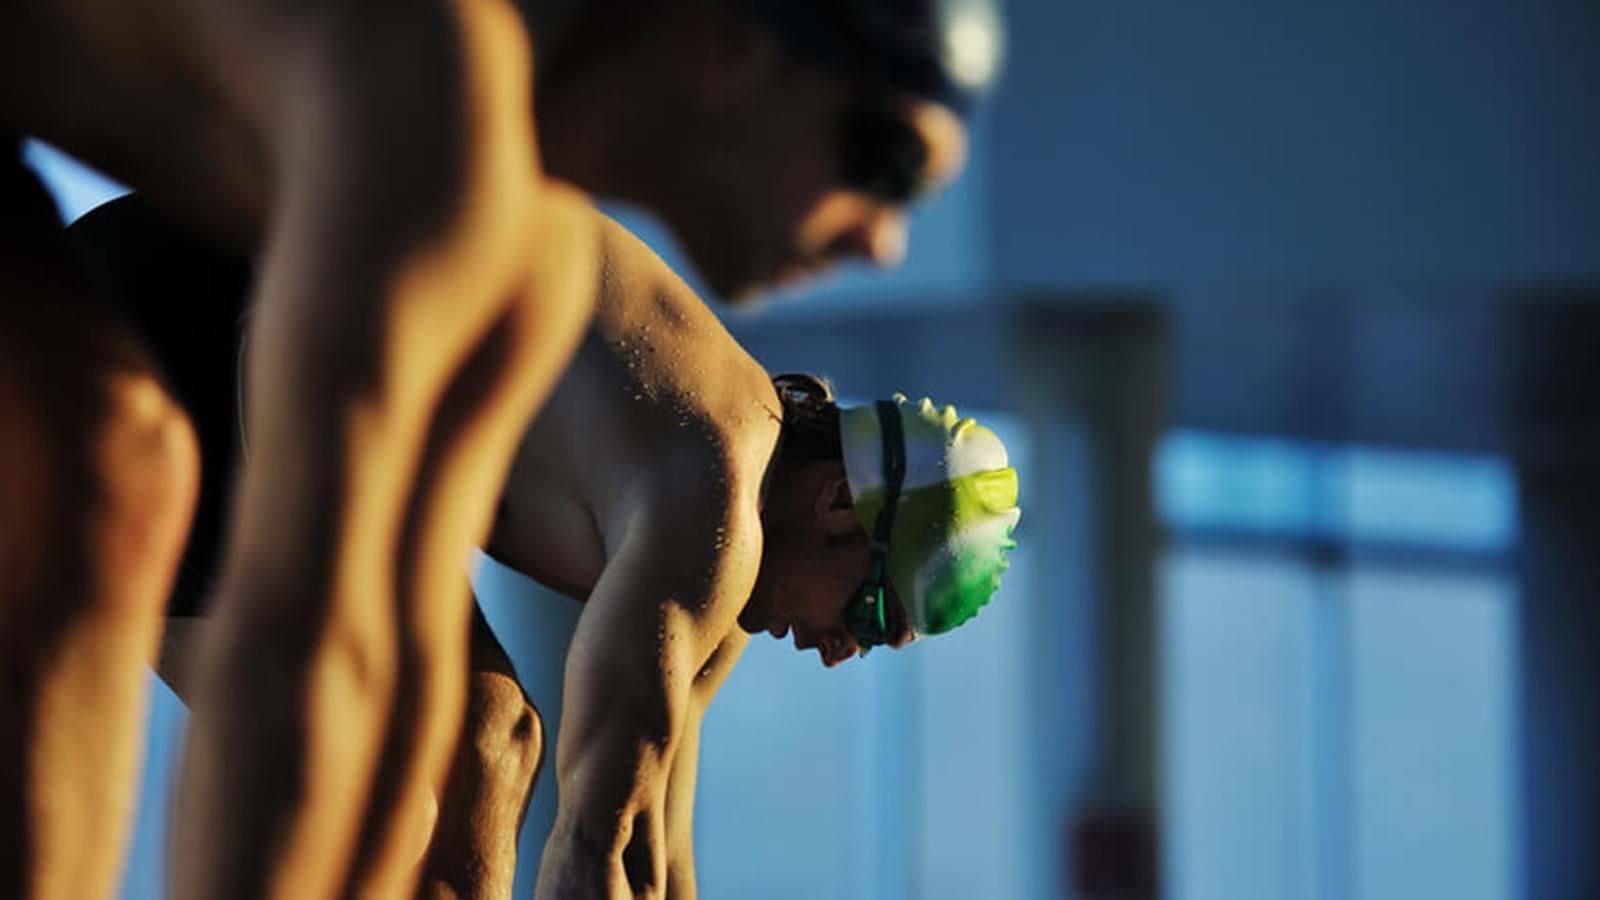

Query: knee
[463,671,543,791]
[0,362,199,621]
[88,371,200,581]
[414,673,539,900]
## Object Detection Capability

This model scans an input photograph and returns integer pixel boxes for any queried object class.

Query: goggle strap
[872,400,906,545]
[870,400,907,635]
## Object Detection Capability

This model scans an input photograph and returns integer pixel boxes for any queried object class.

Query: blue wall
[990,1,1600,287]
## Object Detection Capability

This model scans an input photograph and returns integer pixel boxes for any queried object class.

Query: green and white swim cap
[840,395,1020,637]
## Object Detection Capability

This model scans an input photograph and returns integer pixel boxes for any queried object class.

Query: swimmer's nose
[830,208,909,270]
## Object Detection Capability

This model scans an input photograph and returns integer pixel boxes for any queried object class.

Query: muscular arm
[535,491,761,900]
[663,633,746,900]
[175,3,599,898]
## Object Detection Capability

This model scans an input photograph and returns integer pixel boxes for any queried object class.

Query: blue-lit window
[1156,432,1518,553]
[23,140,129,223]
[1158,431,1521,900]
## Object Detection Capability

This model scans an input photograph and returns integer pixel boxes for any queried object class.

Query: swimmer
[1,0,1002,895]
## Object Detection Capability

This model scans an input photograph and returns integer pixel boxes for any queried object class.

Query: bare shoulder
[498,213,777,612]
[591,217,784,479]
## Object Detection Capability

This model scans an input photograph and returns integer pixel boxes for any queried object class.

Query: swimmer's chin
[735,608,765,636]
[736,610,792,641]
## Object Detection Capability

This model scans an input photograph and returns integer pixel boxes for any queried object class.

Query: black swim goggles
[837,103,932,206]
[842,399,906,655]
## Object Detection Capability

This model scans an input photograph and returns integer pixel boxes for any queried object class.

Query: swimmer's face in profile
[563,4,970,303]
[538,3,974,301]
[742,459,916,668]
[675,82,969,303]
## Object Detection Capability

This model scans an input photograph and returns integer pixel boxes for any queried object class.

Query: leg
[0,163,199,899]
[415,603,543,900]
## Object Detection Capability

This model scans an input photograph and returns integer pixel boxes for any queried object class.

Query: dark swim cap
[741,0,1006,114]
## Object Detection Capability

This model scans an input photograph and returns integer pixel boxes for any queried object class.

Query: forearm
[549,692,681,856]
[537,776,666,900]
[535,510,756,899]
[661,702,703,900]
[537,641,695,898]
[665,859,696,900]
[665,816,697,896]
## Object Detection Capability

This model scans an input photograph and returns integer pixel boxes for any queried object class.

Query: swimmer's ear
[814,473,859,536]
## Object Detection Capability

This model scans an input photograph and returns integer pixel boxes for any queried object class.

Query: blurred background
[26,1,1599,898]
